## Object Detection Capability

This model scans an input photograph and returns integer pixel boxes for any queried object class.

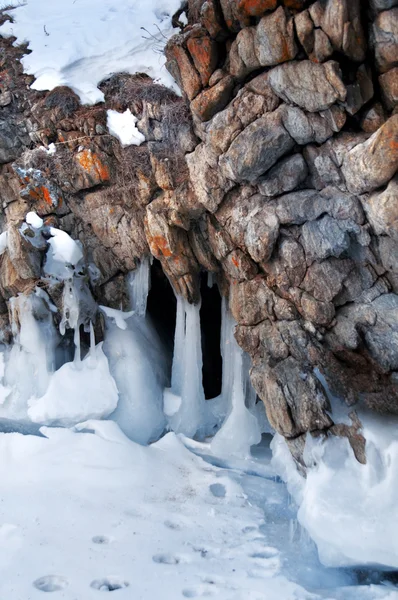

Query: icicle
[210,302,261,458]
[166,296,206,439]
[171,295,185,395]
[128,257,151,317]
[87,321,97,368]
[207,271,214,288]
[2,292,57,423]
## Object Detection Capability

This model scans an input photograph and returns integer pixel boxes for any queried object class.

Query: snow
[25,211,44,229]
[0,423,396,600]
[28,344,118,427]
[0,0,182,104]
[272,408,398,570]
[0,230,7,255]
[107,109,146,146]
[47,227,83,267]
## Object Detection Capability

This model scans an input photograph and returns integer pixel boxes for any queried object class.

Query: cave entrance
[147,259,177,384]
[146,263,223,399]
[200,273,222,400]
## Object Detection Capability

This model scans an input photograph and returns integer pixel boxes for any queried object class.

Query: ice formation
[28,343,118,427]
[211,299,261,458]
[165,296,207,438]
[272,402,398,569]
[102,259,167,445]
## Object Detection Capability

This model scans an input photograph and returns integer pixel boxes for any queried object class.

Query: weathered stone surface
[220,109,295,183]
[165,41,202,101]
[344,65,374,116]
[302,258,354,303]
[361,177,398,240]
[0,119,29,164]
[186,143,235,212]
[206,79,279,155]
[365,294,398,371]
[360,103,386,133]
[222,248,258,281]
[262,237,306,289]
[294,9,314,56]
[145,194,200,302]
[220,0,278,32]
[371,8,398,73]
[251,357,332,437]
[230,276,297,326]
[190,75,234,122]
[200,0,225,39]
[342,114,398,194]
[309,0,366,62]
[370,0,398,12]
[215,188,280,262]
[379,67,398,109]
[301,215,351,264]
[281,104,346,145]
[301,292,336,326]
[229,7,297,78]
[186,28,218,87]
[295,10,334,62]
[268,60,346,112]
[258,154,308,197]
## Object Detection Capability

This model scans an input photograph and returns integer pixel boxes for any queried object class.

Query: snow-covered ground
[0,0,182,103]
[1,423,397,600]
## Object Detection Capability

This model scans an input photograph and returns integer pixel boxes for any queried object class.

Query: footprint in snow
[249,547,279,560]
[164,519,183,531]
[92,535,113,545]
[152,553,181,565]
[90,578,129,592]
[33,575,68,592]
[209,483,226,498]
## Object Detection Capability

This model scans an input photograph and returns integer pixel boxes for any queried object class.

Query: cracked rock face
[1,1,398,467]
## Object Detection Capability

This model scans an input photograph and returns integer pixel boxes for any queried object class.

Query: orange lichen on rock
[148,235,173,258]
[77,149,110,182]
[237,0,277,18]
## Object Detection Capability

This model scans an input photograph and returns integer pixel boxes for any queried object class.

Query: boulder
[301,215,351,264]
[371,8,398,73]
[365,294,398,371]
[186,28,219,87]
[379,67,398,109]
[230,276,296,326]
[342,114,398,194]
[281,104,346,145]
[361,177,398,240]
[219,109,295,183]
[190,75,234,122]
[186,143,235,212]
[309,0,366,62]
[165,40,202,100]
[360,103,386,133]
[229,7,297,78]
[268,60,346,112]
[258,154,308,197]
[215,189,280,262]
[251,357,332,438]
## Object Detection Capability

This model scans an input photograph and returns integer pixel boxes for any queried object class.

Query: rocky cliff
[0,0,397,468]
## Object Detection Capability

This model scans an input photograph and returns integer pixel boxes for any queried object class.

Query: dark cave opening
[147,259,177,383]
[146,263,223,400]
[200,274,222,400]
